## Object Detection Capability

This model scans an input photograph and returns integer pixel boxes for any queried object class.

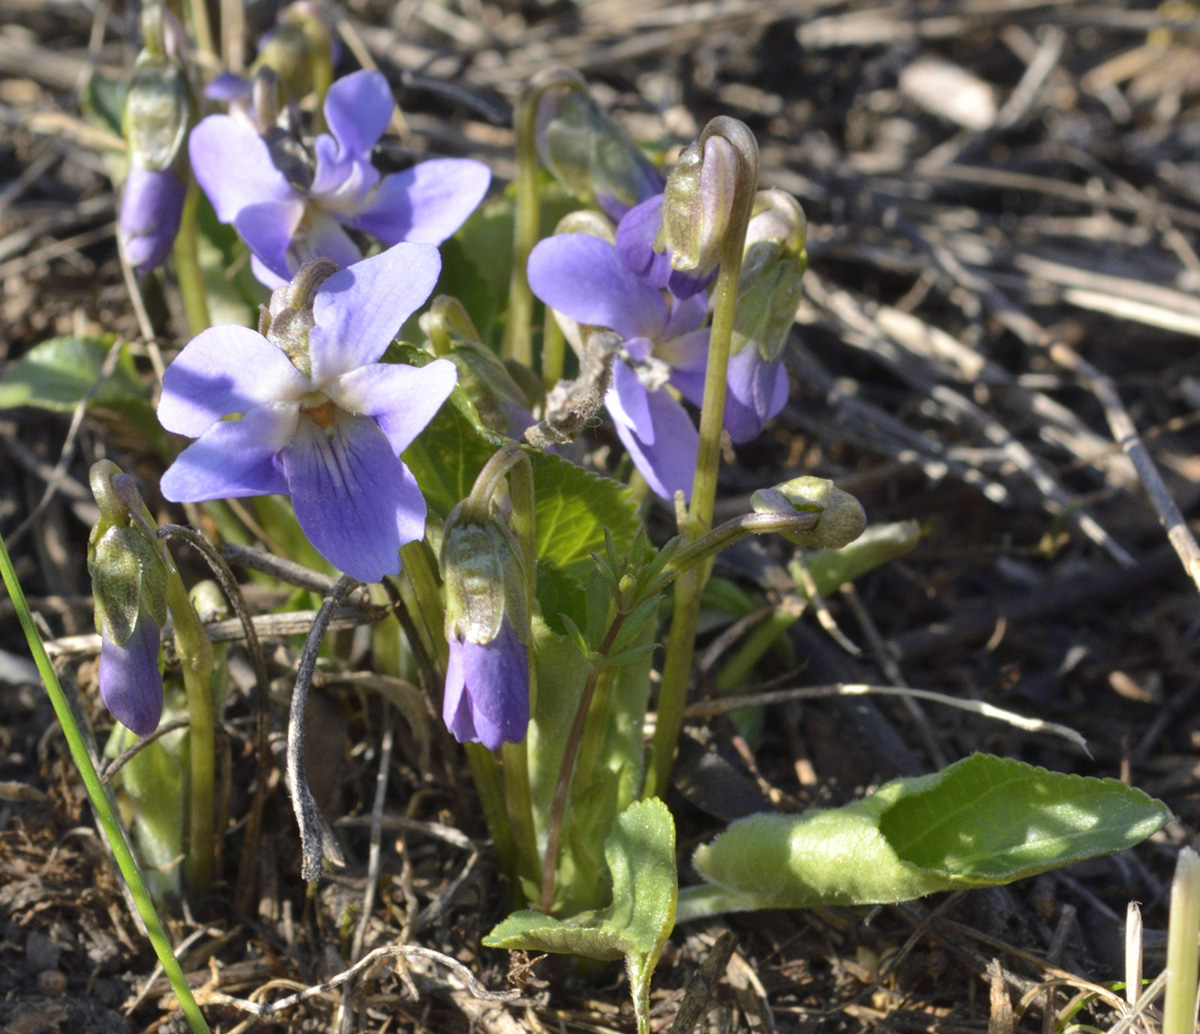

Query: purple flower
[442,617,529,751]
[614,194,714,301]
[529,231,708,501]
[157,242,456,582]
[120,166,186,275]
[98,610,164,736]
[189,69,491,287]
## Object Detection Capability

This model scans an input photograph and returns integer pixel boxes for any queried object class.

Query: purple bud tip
[442,619,529,751]
[119,166,186,275]
[98,616,164,736]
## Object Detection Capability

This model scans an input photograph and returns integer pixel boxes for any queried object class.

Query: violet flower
[99,610,164,736]
[157,242,455,582]
[528,231,708,500]
[443,617,529,751]
[120,166,186,275]
[189,69,491,287]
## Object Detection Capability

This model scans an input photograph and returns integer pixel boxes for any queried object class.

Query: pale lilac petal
[251,254,288,290]
[607,385,698,502]
[660,328,711,407]
[205,71,251,102]
[528,234,667,341]
[443,634,471,739]
[160,402,297,500]
[310,137,379,206]
[323,70,394,161]
[723,348,790,443]
[344,158,491,245]
[159,326,310,436]
[327,358,456,455]
[614,195,715,300]
[663,291,709,340]
[235,199,305,282]
[609,360,655,444]
[615,194,671,286]
[286,211,363,278]
[283,410,426,582]
[443,622,529,750]
[308,242,441,383]
[120,166,185,275]
[189,115,298,222]
[99,618,163,737]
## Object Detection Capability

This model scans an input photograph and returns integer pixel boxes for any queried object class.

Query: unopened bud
[655,134,738,276]
[536,85,665,219]
[732,190,808,362]
[751,477,865,549]
[264,257,339,375]
[442,507,529,645]
[88,464,169,643]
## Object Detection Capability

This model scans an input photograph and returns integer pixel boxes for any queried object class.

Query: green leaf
[682,754,1170,918]
[0,335,147,412]
[484,798,677,1034]
[402,382,498,517]
[878,754,1171,882]
[535,562,587,637]
[0,335,167,454]
[530,452,639,579]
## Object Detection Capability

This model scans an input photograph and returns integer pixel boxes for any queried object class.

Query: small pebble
[37,968,67,995]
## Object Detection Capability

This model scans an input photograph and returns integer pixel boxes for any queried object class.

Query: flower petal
[158,326,310,436]
[120,166,185,275]
[98,617,163,737]
[308,242,441,383]
[609,360,655,444]
[528,234,667,341]
[442,634,473,741]
[659,328,711,408]
[283,409,426,582]
[723,348,790,443]
[189,115,298,222]
[663,291,709,341]
[607,384,698,502]
[287,210,363,278]
[343,158,491,245]
[160,402,297,500]
[327,358,457,455]
[323,70,394,162]
[235,199,305,283]
[460,620,529,750]
[614,195,715,299]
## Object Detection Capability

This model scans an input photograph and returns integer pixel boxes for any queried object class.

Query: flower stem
[504,69,587,371]
[539,610,628,913]
[171,178,211,335]
[0,534,212,1034]
[162,549,217,898]
[1164,847,1200,1034]
[399,541,447,667]
[649,118,759,800]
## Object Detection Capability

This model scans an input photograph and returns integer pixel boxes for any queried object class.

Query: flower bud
[536,86,665,220]
[655,134,737,276]
[120,166,186,275]
[123,23,191,172]
[732,190,808,362]
[254,1,335,105]
[422,297,534,438]
[120,3,194,273]
[263,256,339,376]
[87,462,169,735]
[751,477,865,549]
[440,504,530,750]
